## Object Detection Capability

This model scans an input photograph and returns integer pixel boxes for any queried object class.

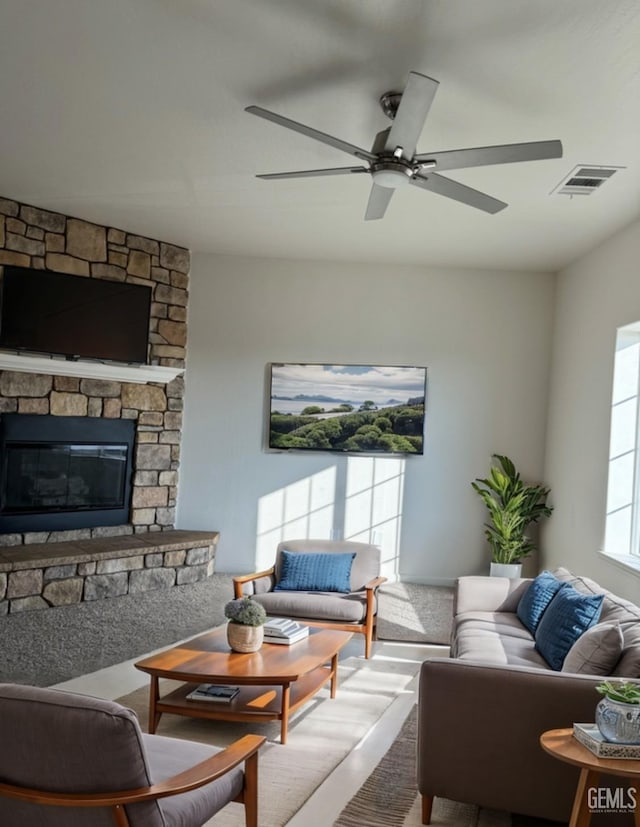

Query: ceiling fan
[246,71,563,220]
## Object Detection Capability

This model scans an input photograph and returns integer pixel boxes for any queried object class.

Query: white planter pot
[490,562,523,579]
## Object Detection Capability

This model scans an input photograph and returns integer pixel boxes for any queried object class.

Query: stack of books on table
[573,723,640,759]
[264,618,310,645]
[186,684,240,703]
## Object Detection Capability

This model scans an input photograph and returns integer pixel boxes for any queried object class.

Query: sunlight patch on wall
[345,456,405,579]
[254,456,405,576]
[255,466,336,569]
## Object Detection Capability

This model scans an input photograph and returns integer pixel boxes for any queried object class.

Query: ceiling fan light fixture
[371,160,413,189]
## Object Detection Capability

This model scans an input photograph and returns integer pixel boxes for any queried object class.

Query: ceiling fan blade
[257,166,369,180]
[414,139,563,171]
[364,183,394,221]
[410,172,507,214]
[245,105,376,163]
[384,72,439,160]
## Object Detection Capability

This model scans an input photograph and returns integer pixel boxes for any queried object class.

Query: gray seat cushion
[455,627,550,669]
[144,734,244,826]
[455,611,536,641]
[253,590,368,622]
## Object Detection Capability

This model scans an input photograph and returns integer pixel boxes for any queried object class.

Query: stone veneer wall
[0,195,190,546]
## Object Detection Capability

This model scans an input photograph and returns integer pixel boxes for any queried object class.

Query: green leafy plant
[224,597,266,626]
[596,680,640,705]
[471,454,553,564]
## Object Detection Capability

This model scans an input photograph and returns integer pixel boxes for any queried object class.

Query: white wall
[544,218,640,599]
[177,254,555,583]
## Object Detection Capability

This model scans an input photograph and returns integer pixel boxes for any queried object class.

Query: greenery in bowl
[224,597,266,626]
[471,454,553,564]
[596,680,640,705]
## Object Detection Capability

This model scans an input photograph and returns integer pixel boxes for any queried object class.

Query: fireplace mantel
[0,352,183,385]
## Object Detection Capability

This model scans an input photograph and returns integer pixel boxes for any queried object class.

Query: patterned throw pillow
[274,550,356,593]
[516,570,567,634]
[535,587,604,670]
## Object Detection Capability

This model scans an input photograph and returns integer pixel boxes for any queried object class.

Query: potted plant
[595,681,640,744]
[471,454,553,577]
[224,597,267,653]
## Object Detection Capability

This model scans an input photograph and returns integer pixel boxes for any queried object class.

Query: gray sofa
[418,568,640,824]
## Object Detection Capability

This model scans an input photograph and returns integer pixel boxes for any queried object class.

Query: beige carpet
[118,654,421,826]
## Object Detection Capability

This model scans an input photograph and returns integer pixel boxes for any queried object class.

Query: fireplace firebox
[0,414,135,533]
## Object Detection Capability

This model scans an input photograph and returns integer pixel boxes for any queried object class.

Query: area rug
[117,654,422,827]
[333,706,510,827]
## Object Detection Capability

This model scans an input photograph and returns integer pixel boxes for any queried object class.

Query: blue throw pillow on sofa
[535,587,604,670]
[516,570,567,634]
[275,550,356,593]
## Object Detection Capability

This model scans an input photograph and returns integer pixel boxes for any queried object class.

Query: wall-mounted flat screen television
[268,363,427,455]
[0,266,152,364]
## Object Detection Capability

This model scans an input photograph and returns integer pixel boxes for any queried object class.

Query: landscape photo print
[268,363,426,455]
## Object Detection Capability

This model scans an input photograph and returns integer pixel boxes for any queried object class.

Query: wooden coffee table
[134,626,353,744]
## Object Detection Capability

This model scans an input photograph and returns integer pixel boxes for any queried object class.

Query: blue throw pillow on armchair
[516,570,567,634]
[535,587,604,670]
[275,550,356,593]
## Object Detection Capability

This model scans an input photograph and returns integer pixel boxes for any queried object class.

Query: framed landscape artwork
[267,363,427,455]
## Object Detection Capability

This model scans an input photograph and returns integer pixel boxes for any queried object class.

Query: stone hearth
[0,530,218,615]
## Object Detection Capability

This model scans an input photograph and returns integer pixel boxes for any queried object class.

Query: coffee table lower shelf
[152,665,333,743]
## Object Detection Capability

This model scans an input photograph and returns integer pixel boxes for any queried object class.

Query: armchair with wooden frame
[0,683,265,827]
[233,539,387,658]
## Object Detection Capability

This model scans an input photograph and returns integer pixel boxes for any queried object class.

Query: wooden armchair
[233,539,387,658]
[0,683,265,827]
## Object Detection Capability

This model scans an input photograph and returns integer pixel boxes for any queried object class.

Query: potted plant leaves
[224,597,267,653]
[471,454,553,577]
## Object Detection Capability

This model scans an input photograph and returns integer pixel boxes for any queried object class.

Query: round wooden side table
[540,728,640,827]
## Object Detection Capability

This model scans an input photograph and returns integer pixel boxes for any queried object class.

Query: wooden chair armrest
[364,575,387,592]
[0,734,266,808]
[233,567,275,598]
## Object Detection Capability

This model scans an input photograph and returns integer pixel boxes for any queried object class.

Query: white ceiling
[1,0,639,272]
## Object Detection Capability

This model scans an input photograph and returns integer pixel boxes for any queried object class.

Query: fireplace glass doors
[0,414,135,533]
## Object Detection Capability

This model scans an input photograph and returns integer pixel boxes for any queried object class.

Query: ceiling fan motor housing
[379,91,403,120]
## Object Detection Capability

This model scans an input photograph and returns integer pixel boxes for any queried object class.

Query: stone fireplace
[0,194,189,544]
[0,196,220,624]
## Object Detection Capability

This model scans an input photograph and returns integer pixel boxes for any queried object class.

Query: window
[604,323,640,559]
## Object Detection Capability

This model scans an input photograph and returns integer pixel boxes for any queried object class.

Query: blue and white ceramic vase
[596,697,640,744]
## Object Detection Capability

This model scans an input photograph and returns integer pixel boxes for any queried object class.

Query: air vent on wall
[551,164,624,197]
